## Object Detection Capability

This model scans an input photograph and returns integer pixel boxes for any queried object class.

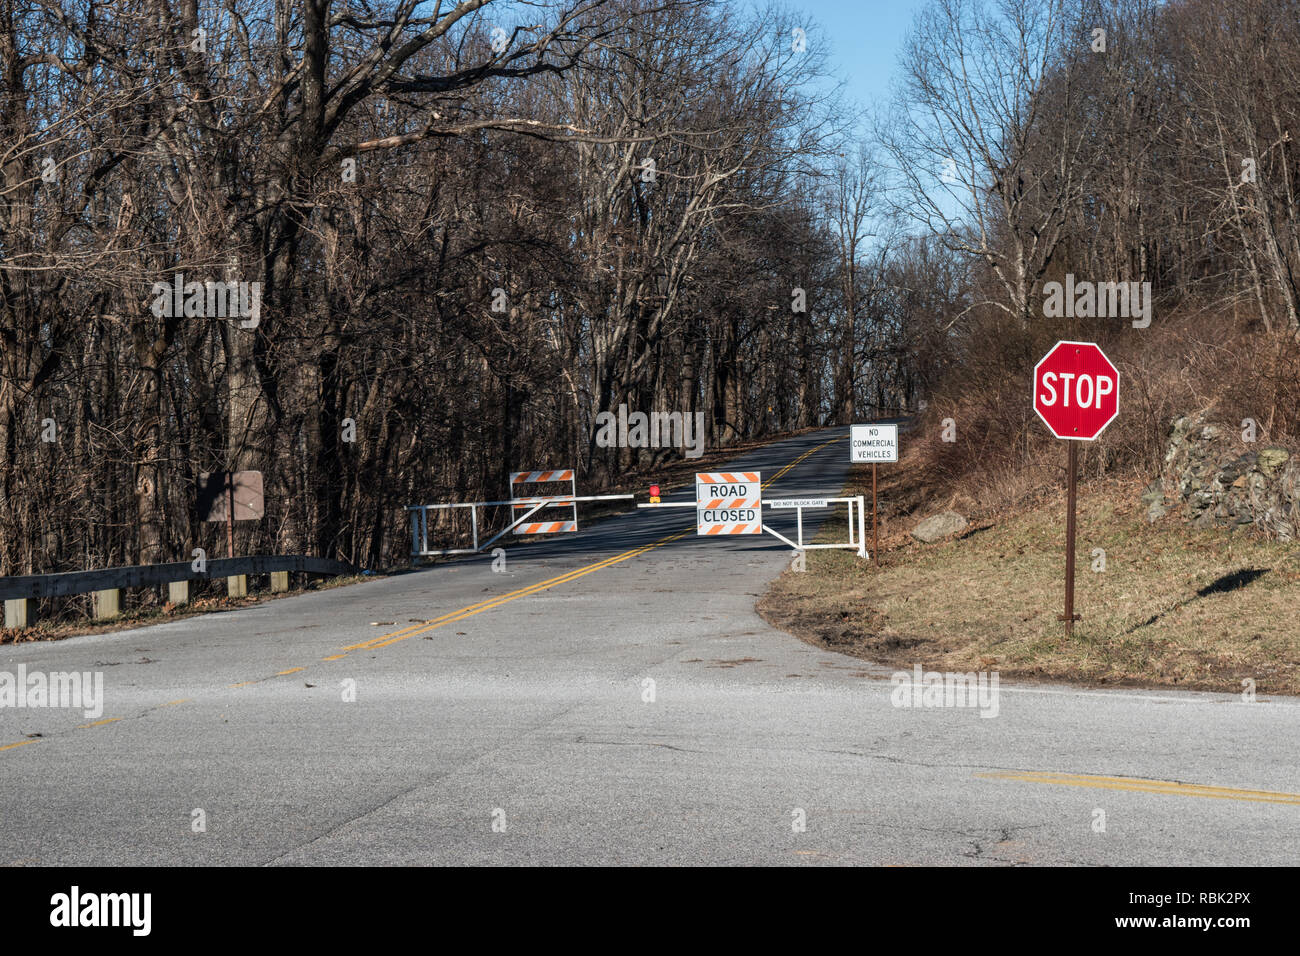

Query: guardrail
[1,554,355,627]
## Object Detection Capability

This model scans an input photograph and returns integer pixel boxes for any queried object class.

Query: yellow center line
[341,565,619,649]
[366,530,694,649]
[341,518,709,651]
[761,435,842,489]
[342,568,586,650]
[976,770,1300,805]
[5,704,194,757]
[1,433,848,755]
[352,434,846,653]
[77,717,121,729]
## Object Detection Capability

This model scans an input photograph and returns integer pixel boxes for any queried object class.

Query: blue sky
[791,0,932,116]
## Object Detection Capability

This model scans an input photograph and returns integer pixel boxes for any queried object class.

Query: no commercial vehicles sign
[696,472,762,535]
[850,424,898,462]
[1033,341,1119,441]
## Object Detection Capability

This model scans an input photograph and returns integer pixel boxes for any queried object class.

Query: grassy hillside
[760,461,1300,695]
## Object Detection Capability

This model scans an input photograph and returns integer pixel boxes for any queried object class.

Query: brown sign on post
[199,471,264,560]
[199,471,264,521]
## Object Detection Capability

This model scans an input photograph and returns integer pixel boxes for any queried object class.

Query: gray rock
[1258,447,1290,477]
[1149,412,1295,536]
[1142,480,1168,522]
[1218,452,1257,484]
[911,510,968,543]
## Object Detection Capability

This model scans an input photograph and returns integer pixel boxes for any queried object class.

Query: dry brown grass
[761,456,1300,695]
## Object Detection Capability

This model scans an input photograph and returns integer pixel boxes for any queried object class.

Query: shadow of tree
[1120,568,1272,636]
[1196,568,1269,597]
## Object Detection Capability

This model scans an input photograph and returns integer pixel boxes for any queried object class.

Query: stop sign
[1033,340,1119,440]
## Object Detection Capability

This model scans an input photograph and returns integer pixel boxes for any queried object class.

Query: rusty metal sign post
[1062,442,1079,630]
[1032,342,1120,635]
[872,463,879,568]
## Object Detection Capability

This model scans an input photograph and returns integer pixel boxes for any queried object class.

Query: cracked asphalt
[2,425,1297,865]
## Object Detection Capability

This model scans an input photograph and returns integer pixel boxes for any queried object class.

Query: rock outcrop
[1145,414,1299,539]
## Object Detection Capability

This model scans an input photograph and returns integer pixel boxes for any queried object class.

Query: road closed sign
[696,472,762,535]
[850,424,899,462]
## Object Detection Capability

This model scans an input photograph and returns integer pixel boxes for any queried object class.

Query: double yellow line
[762,435,841,489]
[344,529,694,652]
[343,433,845,655]
[3,432,849,744]
[977,770,1300,805]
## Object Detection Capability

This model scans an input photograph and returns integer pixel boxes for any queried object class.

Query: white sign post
[850,424,899,567]
[696,472,762,535]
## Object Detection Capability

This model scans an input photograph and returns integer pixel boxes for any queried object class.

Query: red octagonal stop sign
[1033,340,1119,440]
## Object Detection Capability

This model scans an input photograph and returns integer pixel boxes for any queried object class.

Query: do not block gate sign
[696,472,762,535]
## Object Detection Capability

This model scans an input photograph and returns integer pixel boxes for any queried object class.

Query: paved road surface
[2,426,1297,865]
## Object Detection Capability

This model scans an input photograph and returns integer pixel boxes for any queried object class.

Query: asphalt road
[2,425,1297,865]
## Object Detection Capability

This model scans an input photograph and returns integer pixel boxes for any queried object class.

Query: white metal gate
[406,468,633,557]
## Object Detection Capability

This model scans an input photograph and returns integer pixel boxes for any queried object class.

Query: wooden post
[168,580,191,605]
[270,571,290,593]
[226,472,235,559]
[92,588,122,620]
[4,598,37,629]
[227,575,248,598]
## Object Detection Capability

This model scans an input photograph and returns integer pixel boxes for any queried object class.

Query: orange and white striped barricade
[405,472,634,557]
[694,472,762,535]
[509,469,578,535]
